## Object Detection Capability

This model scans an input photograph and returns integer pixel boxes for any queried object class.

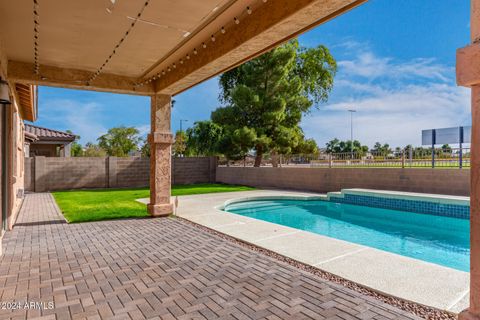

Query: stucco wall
[8,105,26,230]
[216,167,470,196]
[25,156,217,191]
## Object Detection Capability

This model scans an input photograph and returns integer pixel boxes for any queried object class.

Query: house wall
[25,156,217,191]
[216,167,470,196]
[0,104,4,240]
[29,144,58,157]
[2,99,26,232]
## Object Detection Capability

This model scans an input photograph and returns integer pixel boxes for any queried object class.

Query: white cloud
[338,52,451,82]
[136,124,150,137]
[304,85,470,147]
[36,99,108,144]
[302,45,470,148]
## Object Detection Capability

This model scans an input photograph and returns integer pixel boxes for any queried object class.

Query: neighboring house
[24,124,76,157]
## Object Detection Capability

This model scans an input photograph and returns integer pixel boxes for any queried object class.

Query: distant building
[24,124,76,157]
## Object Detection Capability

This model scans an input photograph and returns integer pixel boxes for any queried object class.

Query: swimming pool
[224,199,470,271]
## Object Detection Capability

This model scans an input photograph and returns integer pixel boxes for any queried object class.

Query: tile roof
[24,124,76,142]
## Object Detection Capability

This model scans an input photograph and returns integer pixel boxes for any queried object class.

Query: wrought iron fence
[218,147,471,169]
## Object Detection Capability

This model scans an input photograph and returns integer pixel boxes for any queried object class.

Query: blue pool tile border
[329,194,470,219]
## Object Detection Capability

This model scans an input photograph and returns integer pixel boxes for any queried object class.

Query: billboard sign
[422,126,471,146]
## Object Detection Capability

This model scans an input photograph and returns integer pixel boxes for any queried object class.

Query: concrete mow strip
[137,189,470,313]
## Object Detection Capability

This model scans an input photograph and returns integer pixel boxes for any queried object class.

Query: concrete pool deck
[138,190,470,313]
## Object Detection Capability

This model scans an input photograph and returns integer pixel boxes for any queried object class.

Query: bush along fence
[24,156,217,192]
[219,147,471,169]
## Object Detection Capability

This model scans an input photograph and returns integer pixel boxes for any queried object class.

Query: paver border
[175,216,457,320]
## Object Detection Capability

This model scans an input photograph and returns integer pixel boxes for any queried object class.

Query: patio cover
[0,0,364,95]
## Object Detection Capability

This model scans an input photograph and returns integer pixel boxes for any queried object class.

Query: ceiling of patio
[0,0,365,96]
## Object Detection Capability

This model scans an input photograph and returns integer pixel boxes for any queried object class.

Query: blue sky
[32,0,471,148]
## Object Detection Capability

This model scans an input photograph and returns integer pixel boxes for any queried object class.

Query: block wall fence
[24,156,217,192]
[216,167,470,196]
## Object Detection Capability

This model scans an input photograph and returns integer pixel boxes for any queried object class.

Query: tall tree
[326,138,341,153]
[186,121,224,156]
[83,142,107,157]
[372,142,392,156]
[441,144,452,153]
[97,126,141,157]
[140,137,150,157]
[66,130,83,157]
[292,138,318,155]
[214,39,336,166]
[325,138,368,155]
[217,127,257,161]
[173,130,188,157]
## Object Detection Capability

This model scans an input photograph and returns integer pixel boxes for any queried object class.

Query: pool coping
[137,189,470,313]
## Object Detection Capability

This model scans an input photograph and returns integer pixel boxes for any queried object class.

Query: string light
[134,0,268,88]
[89,0,150,84]
[33,0,40,75]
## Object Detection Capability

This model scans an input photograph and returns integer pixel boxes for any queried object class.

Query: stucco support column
[458,1,480,319]
[147,94,174,216]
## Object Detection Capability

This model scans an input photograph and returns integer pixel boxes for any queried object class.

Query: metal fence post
[459,147,463,169]
[431,148,435,168]
[409,147,413,167]
[328,154,332,168]
[401,150,405,168]
[459,126,464,169]
[431,129,436,168]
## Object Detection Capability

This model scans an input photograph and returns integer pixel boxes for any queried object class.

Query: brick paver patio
[0,193,420,320]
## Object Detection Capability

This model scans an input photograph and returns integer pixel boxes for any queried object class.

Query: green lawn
[52,183,255,223]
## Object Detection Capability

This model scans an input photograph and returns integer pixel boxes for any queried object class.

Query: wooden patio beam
[7,60,154,96]
[0,36,7,80]
[154,0,366,95]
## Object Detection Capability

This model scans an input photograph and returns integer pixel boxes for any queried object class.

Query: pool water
[224,199,470,271]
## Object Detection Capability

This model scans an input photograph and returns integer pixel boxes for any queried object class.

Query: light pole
[348,109,356,159]
[179,119,188,132]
